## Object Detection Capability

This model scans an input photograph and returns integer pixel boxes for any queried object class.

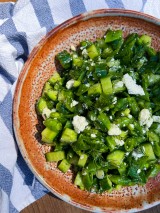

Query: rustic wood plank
[21,193,88,213]
[21,193,160,213]
[0,0,16,2]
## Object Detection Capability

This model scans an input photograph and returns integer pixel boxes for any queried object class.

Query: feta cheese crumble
[128,114,132,119]
[153,115,160,123]
[70,45,76,51]
[85,83,90,87]
[115,138,124,146]
[129,124,134,129]
[137,169,141,174]
[132,151,143,160]
[70,100,78,108]
[122,73,145,96]
[139,109,153,128]
[108,124,122,136]
[72,115,88,133]
[91,134,96,138]
[66,79,74,89]
[112,97,117,105]
[81,49,88,57]
[114,81,124,89]
[42,108,56,120]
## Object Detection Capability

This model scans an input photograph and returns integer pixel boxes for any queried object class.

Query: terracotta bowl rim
[13,9,160,213]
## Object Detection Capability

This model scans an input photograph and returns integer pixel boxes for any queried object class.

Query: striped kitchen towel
[0,0,159,212]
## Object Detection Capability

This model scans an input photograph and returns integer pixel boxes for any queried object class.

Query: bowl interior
[13,10,160,213]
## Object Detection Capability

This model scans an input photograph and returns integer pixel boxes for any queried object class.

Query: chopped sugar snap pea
[36,29,160,193]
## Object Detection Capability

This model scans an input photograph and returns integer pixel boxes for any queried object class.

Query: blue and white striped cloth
[0,0,159,212]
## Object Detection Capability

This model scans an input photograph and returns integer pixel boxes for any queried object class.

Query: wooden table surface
[1,0,160,212]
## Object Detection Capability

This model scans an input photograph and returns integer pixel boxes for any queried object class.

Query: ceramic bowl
[13,9,160,212]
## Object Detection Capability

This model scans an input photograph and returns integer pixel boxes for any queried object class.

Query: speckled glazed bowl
[13,9,160,213]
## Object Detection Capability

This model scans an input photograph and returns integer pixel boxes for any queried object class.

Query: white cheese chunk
[114,81,124,89]
[72,115,88,133]
[122,73,145,96]
[115,138,124,146]
[108,124,122,136]
[66,79,74,89]
[70,45,76,51]
[81,48,88,57]
[137,169,141,174]
[112,97,117,105]
[132,151,143,160]
[91,134,96,138]
[42,108,56,120]
[153,115,160,123]
[139,109,153,128]
[70,100,78,108]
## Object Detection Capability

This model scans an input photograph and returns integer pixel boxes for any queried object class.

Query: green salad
[36,30,160,193]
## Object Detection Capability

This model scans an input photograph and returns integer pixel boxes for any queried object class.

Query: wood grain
[21,193,160,213]
[0,0,16,2]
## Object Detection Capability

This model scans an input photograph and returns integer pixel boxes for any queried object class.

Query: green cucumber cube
[100,77,113,95]
[36,97,48,114]
[78,154,88,167]
[87,44,99,59]
[41,127,58,143]
[107,150,125,167]
[58,159,71,173]
[88,83,102,96]
[49,72,61,85]
[74,172,84,190]
[45,151,65,162]
[60,128,77,143]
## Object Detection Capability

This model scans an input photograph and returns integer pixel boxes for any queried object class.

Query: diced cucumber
[87,44,99,59]
[146,47,156,56]
[95,63,107,78]
[50,112,61,119]
[99,175,112,192]
[74,172,85,190]
[97,112,111,130]
[56,50,72,69]
[107,150,125,167]
[58,90,73,102]
[42,82,53,97]
[78,153,88,167]
[46,89,58,101]
[100,77,113,95]
[138,35,151,46]
[73,80,81,87]
[43,118,62,132]
[36,97,48,114]
[110,175,131,186]
[48,72,61,85]
[60,128,77,143]
[141,143,156,161]
[82,172,93,190]
[106,136,117,151]
[88,83,102,96]
[41,127,58,143]
[148,164,160,178]
[73,56,83,67]
[58,159,71,173]
[118,162,127,176]
[105,30,122,43]
[64,120,73,129]
[45,151,65,162]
